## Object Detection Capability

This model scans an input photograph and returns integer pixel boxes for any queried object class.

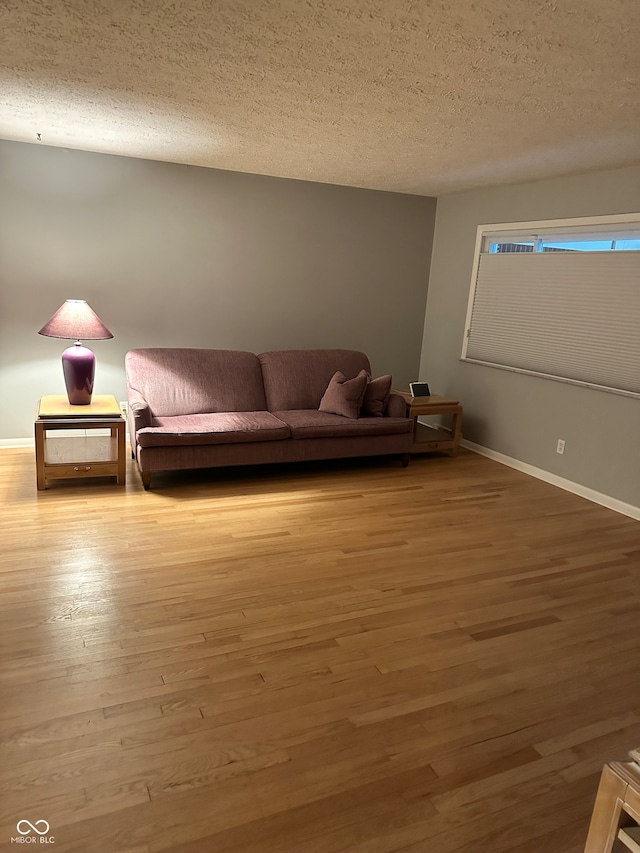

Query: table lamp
[38,299,113,405]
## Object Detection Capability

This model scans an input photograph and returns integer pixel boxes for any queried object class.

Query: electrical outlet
[556,438,565,455]
[119,401,128,416]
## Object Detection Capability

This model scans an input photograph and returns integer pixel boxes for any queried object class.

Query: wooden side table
[584,751,640,853]
[35,395,126,490]
[394,391,463,455]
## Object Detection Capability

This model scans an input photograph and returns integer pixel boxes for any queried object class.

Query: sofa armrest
[385,392,408,418]
[127,390,152,432]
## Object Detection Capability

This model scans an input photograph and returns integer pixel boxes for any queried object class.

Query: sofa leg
[401,454,411,468]
[141,471,152,490]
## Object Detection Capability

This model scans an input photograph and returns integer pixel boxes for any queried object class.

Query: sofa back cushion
[258,349,372,412]
[125,348,267,416]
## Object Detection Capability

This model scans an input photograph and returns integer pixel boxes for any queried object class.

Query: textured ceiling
[1,0,639,195]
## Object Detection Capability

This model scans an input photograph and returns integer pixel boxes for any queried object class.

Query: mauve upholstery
[125,349,267,416]
[386,393,407,419]
[135,432,412,472]
[136,412,290,447]
[362,374,393,417]
[318,370,368,419]
[126,347,412,486]
[259,350,371,411]
[274,410,412,439]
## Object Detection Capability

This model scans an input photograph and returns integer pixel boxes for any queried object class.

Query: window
[462,214,640,398]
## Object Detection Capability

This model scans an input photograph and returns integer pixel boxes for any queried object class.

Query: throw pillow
[319,370,368,419]
[361,374,392,417]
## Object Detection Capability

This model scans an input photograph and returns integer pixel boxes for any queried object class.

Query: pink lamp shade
[38,299,113,405]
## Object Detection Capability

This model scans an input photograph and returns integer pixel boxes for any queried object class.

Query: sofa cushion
[273,410,412,439]
[136,412,290,447]
[125,349,267,417]
[319,370,368,419]
[259,350,372,412]
[361,374,392,417]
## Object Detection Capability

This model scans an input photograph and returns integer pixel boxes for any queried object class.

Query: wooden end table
[35,395,126,490]
[394,391,463,455]
[584,749,640,853]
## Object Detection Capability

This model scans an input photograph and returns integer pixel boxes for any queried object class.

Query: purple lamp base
[62,342,95,405]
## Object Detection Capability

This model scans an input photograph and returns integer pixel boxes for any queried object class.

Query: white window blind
[464,250,640,396]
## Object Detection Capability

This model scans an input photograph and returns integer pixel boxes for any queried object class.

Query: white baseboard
[0,437,33,449]
[461,439,640,522]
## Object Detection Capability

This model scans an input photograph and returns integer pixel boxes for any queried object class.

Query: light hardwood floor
[0,448,639,853]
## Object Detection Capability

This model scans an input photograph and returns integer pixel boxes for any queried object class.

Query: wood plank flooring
[0,448,639,852]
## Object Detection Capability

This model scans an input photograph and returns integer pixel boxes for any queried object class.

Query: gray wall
[0,140,436,440]
[420,165,640,509]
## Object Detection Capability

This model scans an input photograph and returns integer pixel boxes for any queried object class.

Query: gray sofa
[125,348,412,489]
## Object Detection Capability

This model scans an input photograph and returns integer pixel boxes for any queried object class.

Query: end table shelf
[35,395,126,490]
